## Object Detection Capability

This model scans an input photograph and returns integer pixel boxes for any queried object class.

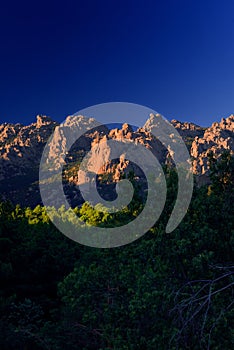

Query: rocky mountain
[0,113,233,207]
[0,115,57,179]
[191,116,234,180]
[0,115,57,205]
[170,119,206,149]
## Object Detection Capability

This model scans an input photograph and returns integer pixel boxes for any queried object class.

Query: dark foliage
[0,153,233,349]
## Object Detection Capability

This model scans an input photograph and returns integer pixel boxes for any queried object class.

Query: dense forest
[0,152,233,349]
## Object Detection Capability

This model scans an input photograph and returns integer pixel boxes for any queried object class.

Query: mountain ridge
[0,114,233,206]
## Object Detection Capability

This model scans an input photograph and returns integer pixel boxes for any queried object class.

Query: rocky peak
[0,115,58,181]
[211,115,234,132]
[108,123,134,140]
[122,123,133,133]
[0,122,22,144]
[170,119,206,143]
[171,119,202,131]
[36,115,54,128]
[142,113,162,132]
[191,115,234,178]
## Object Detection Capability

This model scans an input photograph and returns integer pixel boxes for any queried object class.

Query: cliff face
[0,116,57,180]
[0,116,57,205]
[74,122,167,186]
[170,119,206,149]
[0,114,233,206]
[191,115,234,179]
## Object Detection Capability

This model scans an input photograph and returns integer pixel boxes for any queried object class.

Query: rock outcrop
[191,115,234,180]
[0,113,233,206]
[0,115,57,180]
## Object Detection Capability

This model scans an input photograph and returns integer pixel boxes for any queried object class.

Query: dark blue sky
[0,0,234,126]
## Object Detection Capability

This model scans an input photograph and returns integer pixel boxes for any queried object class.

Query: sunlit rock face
[0,115,57,180]
[191,115,234,179]
[0,113,233,205]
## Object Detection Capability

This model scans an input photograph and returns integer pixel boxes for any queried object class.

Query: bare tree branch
[170,268,234,349]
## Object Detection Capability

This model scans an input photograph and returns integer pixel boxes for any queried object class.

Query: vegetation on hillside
[0,153,233,349]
